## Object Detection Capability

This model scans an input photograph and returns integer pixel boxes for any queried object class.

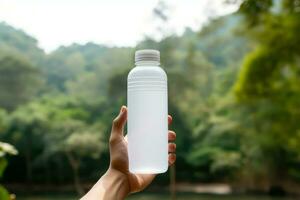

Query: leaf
[0,142,18,156]
[0,185,9,200]
[0,158,8,178]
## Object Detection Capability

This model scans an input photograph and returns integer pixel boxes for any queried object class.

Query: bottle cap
[135,49,160,64]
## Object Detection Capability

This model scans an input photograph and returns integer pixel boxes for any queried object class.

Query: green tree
[47,118,104,195]
[41,101,104,195]
[233,0,300,189]
[7,102,48,183]
[0,55,41,111]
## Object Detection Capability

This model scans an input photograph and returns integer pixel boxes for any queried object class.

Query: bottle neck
[135,60,160,66]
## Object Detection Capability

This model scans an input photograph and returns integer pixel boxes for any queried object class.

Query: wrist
[81,168,129,200]
[101,169,130,199]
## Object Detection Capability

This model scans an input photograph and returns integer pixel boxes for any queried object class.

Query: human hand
[81,105,176,200]
[108,105,176,194]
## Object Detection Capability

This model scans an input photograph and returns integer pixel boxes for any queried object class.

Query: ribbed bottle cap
[135,49,160,64]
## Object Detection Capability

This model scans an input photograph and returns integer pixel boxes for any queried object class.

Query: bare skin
[81,106,176,200]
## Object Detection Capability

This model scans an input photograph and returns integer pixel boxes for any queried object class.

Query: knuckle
[112,118,120,128]
[109,136,117,144]
[112,118,118,125]
[109,135,121,145]
[169,143,176,150]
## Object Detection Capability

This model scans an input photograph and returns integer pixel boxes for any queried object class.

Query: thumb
[111,106,127,139]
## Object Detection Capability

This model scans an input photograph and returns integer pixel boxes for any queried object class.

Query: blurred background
[0,0,299,199]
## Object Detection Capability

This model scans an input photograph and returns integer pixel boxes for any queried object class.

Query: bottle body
[127,65,168,174]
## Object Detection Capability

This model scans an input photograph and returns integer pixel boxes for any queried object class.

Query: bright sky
[0,0,239,52]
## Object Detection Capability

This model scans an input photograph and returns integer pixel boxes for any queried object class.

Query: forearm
[81,169,129,200]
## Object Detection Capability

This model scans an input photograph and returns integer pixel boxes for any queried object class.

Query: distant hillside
[0,22,45,65]
[44,43,134,91]
[0,14,250,92]
[137,14,250,70]
[196,14,250,69]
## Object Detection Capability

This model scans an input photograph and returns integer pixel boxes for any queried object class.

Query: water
[128,50,168,174]
[17,193,298,200]
[129,193,298,200]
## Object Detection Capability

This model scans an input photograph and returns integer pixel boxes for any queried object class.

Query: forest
[0,0,300,199]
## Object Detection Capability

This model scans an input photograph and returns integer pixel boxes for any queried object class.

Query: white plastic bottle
[127,49,168,174]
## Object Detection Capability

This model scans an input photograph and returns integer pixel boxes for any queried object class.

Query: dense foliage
[0,0,299,196]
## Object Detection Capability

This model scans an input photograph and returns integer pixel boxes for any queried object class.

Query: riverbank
[6,182,300,197]
[16,192,300,200]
